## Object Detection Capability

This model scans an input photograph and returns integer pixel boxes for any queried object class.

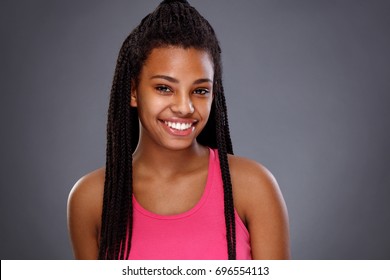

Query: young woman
[67,0,290,260]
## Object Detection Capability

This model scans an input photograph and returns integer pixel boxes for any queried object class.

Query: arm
[229,156,290,259]
[67,168,104,259]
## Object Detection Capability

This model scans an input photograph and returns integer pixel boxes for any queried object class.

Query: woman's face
[131,46,214,151]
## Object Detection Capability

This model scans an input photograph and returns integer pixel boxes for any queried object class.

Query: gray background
[1,0,389,259]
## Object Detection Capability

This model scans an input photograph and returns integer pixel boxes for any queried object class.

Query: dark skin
[67,47,290,259]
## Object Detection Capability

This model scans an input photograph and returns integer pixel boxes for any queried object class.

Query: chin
[159,139,198,151]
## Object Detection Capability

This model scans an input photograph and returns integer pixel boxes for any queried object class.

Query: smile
[164,121,193,131]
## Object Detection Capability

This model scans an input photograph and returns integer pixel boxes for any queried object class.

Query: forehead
[141,46,214,79]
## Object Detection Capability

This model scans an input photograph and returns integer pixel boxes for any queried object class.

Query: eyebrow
[150,75,213,85]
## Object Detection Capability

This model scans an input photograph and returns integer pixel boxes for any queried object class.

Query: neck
[133,141,209,178]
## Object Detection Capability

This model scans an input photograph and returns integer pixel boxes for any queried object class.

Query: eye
[193,88,210,95]
[155,85,172,94]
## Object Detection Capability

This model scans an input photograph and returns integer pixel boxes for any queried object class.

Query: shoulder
[67,167,105,259]
[68,168,105,209]
[227,155,280,203]
[227,154,290,259]
[227,155,275,183]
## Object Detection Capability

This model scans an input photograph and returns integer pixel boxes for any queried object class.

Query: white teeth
[164,121,193,131]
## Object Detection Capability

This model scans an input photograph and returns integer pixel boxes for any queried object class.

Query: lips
[160,119,198,136]
[164,121,193,131]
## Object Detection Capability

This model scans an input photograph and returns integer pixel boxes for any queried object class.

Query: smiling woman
[67,0,290,260]
[131,47,214,151]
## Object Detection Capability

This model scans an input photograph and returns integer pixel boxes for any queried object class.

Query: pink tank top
[128,148,252,259]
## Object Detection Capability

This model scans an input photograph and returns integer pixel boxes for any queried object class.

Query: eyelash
[155,85,172,93]
[155,85,210,95]
[193,88,210,95]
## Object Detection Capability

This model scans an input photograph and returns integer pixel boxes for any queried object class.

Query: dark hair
[99,0,236,259]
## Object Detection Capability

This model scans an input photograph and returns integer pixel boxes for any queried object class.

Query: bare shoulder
[228,155,290,259]
[67,167,105,259]
[68,168,105,205]
[228,155,280,203]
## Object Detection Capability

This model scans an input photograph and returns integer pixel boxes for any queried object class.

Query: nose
[170,93,194,116]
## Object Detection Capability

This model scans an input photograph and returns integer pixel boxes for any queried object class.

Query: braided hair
[99,0,236,259]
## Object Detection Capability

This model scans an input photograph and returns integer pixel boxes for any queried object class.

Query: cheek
[137,94,169,119]
[198,98,213,115]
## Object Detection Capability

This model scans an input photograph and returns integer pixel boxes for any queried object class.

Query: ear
[130,80,138,107]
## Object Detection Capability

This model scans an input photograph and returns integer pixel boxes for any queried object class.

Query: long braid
[115,62,131,259]
[99,0,237,259]
[99,36,135,259]
[215,80,236,259]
